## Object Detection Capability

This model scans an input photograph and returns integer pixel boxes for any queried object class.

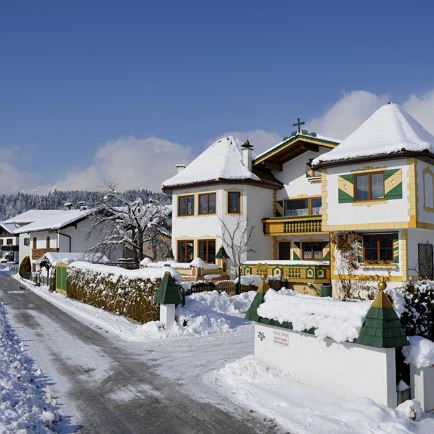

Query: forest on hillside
[0,190,171,220]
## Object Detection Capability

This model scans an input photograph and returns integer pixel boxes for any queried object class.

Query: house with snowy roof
[0,222,19,263]
[7,207,123,273]
[162,102,434,296]
[312,102,434,293]
[162,132,338,291]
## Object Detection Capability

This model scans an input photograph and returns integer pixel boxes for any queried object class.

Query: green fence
[55,264,68,294]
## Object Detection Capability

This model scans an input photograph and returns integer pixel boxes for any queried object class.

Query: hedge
[66,264,161,323]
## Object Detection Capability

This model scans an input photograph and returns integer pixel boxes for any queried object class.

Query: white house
[0,222,19,263]
[7,207,123,273]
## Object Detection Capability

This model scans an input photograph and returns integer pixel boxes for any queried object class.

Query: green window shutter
[357,238,363,263]
[292,242,301,260]
[338,174,354,203]
[384,169,402,200]
[393,233,399,264]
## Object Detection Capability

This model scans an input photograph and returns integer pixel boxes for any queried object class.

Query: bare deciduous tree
[88,187,171,266]
[219,216,255,289]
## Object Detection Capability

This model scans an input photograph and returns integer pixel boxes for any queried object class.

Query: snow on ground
[257,288,371,343]
[15,276,255,341]
[206,355,434,434]
[0,303,61,433]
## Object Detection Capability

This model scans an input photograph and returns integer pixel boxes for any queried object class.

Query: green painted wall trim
[245,292,266,321]
[154,272,182,305]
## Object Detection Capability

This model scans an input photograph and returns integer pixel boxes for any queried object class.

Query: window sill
[359,263,398,269]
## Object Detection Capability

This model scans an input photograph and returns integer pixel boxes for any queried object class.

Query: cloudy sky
[1,1,434,193]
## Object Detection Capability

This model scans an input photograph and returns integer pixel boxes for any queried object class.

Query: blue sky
[1,0,434,192]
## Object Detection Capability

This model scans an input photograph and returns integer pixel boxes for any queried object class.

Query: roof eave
[312,149,434,170]
[162,177,282,193]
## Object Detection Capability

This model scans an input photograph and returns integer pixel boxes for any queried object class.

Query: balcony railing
[263,216,323,235]
[241,262,330,284]
[32,248,59,260]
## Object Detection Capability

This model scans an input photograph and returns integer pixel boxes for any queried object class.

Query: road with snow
[0,276,269,433]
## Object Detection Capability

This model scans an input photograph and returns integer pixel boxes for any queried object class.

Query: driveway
[0,276,270,433]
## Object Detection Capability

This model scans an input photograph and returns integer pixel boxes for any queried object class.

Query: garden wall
[255,323,397,407]
[66,262,178,323]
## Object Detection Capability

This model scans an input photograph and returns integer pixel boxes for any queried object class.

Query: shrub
[67,264,160,323]
[19,256,31,279]
[399,280,434,340]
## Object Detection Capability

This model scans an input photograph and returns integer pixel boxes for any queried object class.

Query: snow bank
[0,303,61,432]
[69,261,181,281]
[257,289,371,342]
[234,275,261,287]
[209,355,432,434]
[403,336,434,368]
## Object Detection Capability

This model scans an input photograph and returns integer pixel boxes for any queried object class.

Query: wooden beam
[264,162,283,171]
[301,143,319,152]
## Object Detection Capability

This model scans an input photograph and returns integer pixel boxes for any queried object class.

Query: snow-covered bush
[391,280,434,340]
[66,262,165,323]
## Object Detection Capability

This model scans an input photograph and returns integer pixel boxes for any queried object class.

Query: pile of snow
[162,136,260,188]
[0,303,61,432]
[141,259,191,269]
[69,261,181,281]
[41,251,109,267]
[257,289,371,342]
[403,336,434,369]
[234,275,261,287]
[138,290,256,339]
[312,103,434,166]
[208,355,433,434]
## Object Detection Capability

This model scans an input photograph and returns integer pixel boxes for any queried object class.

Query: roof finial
[242,139,253,149]
[293,117,305,134]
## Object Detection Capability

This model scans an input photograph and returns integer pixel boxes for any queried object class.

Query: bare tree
[219,216,255,291]
[88,187,171,265]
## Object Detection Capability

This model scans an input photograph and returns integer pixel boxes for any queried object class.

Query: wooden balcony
[32,248,59,260]
[262,216,324,235]
[241,262,330,284]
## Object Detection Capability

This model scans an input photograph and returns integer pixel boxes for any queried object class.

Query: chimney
[77,201,87,211]
[241,140,253,171]
[176,163,186,173]
[64,202,72,211]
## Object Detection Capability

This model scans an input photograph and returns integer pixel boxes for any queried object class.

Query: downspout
[58,231,72,253]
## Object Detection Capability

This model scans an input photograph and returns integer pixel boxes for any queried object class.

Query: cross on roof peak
[293,117,305,134]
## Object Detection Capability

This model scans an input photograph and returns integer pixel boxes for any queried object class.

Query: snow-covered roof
[0,222,18,235]
[162,136,260,189]
[254,132,340,162]
[312,103,434,167]
[14,209,95,234]
[4,210,66,225]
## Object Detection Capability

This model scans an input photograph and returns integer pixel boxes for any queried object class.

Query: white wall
[18,233,31,265]
[407,228,434,279]
[255,323,397,407]
[274,150,327,201]
[325,159,409,228]
[416,159,434,225]
[171,183,274,266]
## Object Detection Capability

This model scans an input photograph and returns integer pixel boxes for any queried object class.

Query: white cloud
[53,136,193,192]
[0,161,39,194]
[216,129,282,154]
[403,89,434,136]
[307,90,390,140]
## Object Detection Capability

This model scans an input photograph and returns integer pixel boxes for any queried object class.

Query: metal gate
[418,243,433,279]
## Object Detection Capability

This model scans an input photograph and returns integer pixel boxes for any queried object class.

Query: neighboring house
[0,222,19,263]
[6,207,123,272]
[312,102,434,293]
[162,133,338,291]
[163,103,434,296]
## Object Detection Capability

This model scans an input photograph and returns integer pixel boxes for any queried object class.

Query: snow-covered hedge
[66,262,180,323]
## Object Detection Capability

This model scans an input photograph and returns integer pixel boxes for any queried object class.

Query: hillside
[0,190,171,220]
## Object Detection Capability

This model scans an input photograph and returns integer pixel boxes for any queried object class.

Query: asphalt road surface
[0,275,272,434]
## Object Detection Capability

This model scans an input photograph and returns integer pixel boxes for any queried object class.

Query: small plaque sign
[273,330,289,347]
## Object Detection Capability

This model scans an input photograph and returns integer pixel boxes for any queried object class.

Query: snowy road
[0,276,269,433]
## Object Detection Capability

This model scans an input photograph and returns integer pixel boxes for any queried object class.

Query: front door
[418,243,433,279]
